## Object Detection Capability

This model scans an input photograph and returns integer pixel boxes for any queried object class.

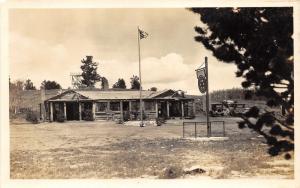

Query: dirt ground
[10,117,294,179]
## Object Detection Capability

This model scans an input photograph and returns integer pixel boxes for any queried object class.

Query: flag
[196,66,207,94]
[139,28,148,39]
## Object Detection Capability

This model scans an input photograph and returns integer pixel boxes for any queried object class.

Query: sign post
[195,56,210,137]
[205,57,210,137]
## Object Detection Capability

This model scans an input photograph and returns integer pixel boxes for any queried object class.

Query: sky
[9,8,243,95]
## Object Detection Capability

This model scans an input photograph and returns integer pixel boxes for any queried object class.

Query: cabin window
[110,102,120,111]
[96,102,107,112]
[144,101,155,111]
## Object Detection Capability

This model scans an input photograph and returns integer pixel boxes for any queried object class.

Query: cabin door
[122,101,130,120]
[66,102,79,120]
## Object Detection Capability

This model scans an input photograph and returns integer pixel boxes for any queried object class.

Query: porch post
[64,102,67,120]
[155,101,158,118]
[120,101,123,121]
[107,101,110,110]
[192,100,196,116]
[39,103,42,120]
[92,102,96,120]
[79,102,82,120]
[129,101,132,120]
[181,101,184,119]
[166,101,170,118]
[50,102,53,122]
[129,101,132,111]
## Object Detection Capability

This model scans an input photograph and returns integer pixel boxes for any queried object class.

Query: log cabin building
[44,89,196,122]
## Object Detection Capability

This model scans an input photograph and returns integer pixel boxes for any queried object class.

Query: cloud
[142,53,190,84]
[10,31,243,95]
[10,32,98,88]
[10,33,69,84]
[100,53,190,88]
[9,8,245,95]
[101,53,244,94]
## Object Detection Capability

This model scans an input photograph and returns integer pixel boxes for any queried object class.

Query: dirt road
[10,118,293,179]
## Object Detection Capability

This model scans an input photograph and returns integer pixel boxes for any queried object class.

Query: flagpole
[137,26,144,127]
[205,56,210,137]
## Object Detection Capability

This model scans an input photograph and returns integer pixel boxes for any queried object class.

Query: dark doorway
[53,102,64,121]
[123,101,129,111]
[66,102,79,120]
[169,101,181,117]
[158,101,168,118]
[122,101,130,121]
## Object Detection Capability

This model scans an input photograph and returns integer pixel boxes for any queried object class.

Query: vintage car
[210,100,246,117]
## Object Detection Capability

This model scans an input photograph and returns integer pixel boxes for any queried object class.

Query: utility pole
[137,26,144,127]
[205,57,210,137]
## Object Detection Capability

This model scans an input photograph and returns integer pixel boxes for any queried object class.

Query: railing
[182,121,225,138]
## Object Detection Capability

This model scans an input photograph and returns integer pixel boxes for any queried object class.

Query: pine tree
[80,56,101,88]
[130,75,140,90]
[24,79,36,90]
[101,77,109,90]
[112,78,126,89]
[191,7,294,159]
[41,80,62,90]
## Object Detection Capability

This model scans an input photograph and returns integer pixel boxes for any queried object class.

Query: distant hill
[187,88,266,103]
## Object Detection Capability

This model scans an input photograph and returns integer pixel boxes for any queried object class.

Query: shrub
[156,117,166,126]
[123,111,130,121]
[131,111,138,120]
[159,166,184,179]
[25,111,39,124]
[131,111,147,120]
[83,109,94,121]
[142,112,147,120]
[56,111,65,122]
[116,118,124,124]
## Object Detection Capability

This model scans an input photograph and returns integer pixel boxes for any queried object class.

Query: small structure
[44,89,196,122]
[70,72,83,89]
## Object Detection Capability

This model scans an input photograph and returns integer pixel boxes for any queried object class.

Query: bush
[56,111,65,122]
[159,166,184,179]
[123,111,130,121]
[83,109,94,121]
[131,111,147,120]
[137,111,147,120]
[142,112,147,120]
[156,117,166,126]
[116,118,124,124]
[26,111,39,124]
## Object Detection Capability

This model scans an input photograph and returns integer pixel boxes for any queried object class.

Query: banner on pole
[196,67,207,93]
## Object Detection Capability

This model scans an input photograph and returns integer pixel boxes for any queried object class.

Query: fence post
[211,122,212,137]
[207,122,209,137]
[209,121,212,137]
[183,122,185,138]
[223,121,225,137]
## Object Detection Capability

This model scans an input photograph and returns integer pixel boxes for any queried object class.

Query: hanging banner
[196,67,207,93]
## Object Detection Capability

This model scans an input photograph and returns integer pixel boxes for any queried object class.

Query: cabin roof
[45,89,193,101]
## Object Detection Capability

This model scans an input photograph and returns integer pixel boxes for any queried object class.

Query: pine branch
[264,108,294,131]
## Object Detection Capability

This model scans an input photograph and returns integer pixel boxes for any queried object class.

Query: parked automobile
[209,100,247,117]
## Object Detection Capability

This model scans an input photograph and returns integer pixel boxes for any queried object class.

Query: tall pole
[205,57,210,137]
[137,26,144,127]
